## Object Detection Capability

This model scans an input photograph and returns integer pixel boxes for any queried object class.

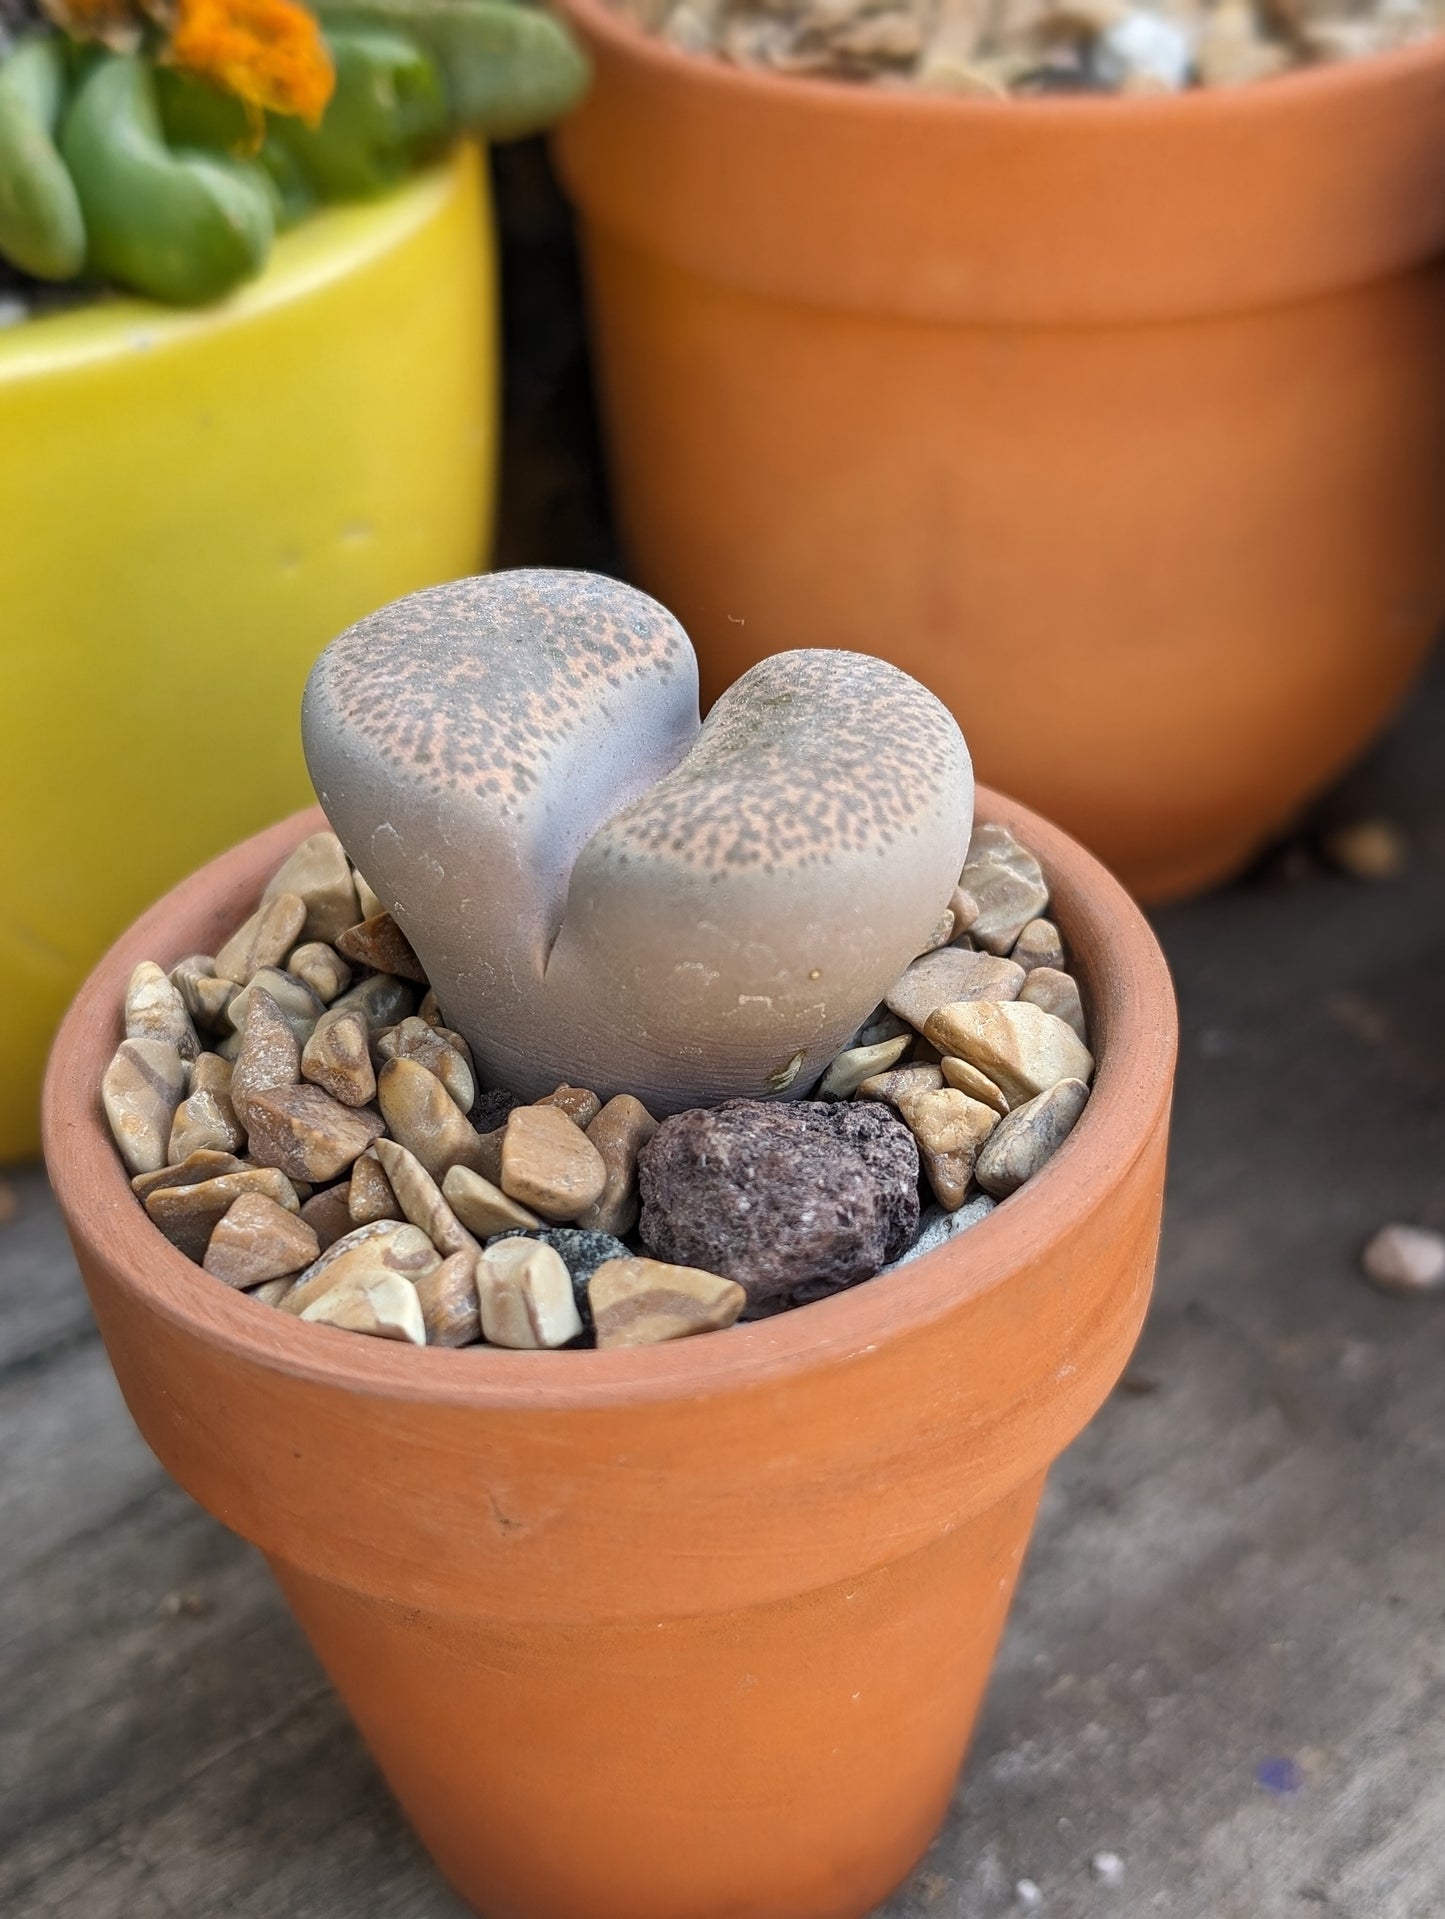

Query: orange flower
[165,0,335,125]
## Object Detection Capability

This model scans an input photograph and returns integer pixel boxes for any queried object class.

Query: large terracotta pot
[0,143,495,1163]
[44,793,1176,1919]
[551,10,1445,902]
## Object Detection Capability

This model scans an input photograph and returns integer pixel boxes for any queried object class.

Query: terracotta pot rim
[0,144,470,385]
[557,0,1445,122]
[43,786,1176,1410]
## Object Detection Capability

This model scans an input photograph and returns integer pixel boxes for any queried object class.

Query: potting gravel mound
[612,0,1436,94]
[101,822,1094,1351]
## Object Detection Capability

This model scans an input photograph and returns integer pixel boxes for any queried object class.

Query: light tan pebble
[348,1148,403,1224]
[856,1062,945,1105]
[170,955,236,1031]
[226,967,325,1044]
[1017,966,1088,1044]
[229,988,301,1128]
[535,1084,603,1129]
[441,1164,543,1237]
[925,999,1094,1107]
[261,832,359,945]
[190,1053,233,1097]
[476,1238,582,1349]
[287,941,352,1005]
[301,1006,376,1108]
[102,1039,188,1176]
[940,1055,1011,1115]
[1322,819,1408,882]
[352,868,384,920]
[885,946,1026,1031]
[960,824,1051,955]
[214,891,307,987]
[244,1083,384,1183]
[329,972,417,1034]
[500,1105,608,1222]
[145,1167,299,1261]
[299,1269,426,1344]
[1011,918,1065,974]
[414,1249,481,1347]
[376,1057,497,1183]
[975,1078,1090,1198]
[376,1017,475,1111]
[373,1138,480,1259]
[1196,0,1290,85]
[818,1034,912,1101]
[949,886,980,936]
[576,1094,659,1238]
[168,1088,246,1163]
[132,1149,247,1200]
[299,1183,355,1251]
[895,1086,999,1209]
[282,1219,441,1315]
[915,49,1010,94]
[248,1277,296,1308]
[335,912,428,983]
[1361,1224,1445,1296]
[588,1256,746,1350]
[417,988,443,1026]
[857,1007,911,1049]
[125,962,200,1060]
[916,907,955,955]
[202,1192,321,1287]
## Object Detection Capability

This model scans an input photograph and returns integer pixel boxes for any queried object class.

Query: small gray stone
[330,972,417,1034]
[886,945,1025,1032]
[975,1079,1090,1197]
[1010,918,1065,974]
[961,824,1051,956]
[1018,966,1088,1043]
[882,1193,997,1273]
[1361,1224,1445,1296]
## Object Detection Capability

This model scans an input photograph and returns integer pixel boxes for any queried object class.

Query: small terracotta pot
[44,793,1176,1919]
[551,11,1445,900]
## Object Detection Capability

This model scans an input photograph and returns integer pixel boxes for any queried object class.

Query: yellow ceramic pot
[0,143,495,1162]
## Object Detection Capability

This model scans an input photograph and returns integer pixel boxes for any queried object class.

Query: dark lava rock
[471,1086,521,1132]
[637,1100,920,1305]
[486,1226,631,1331]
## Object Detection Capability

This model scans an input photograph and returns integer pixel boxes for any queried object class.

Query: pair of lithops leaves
[302,571,974,1116]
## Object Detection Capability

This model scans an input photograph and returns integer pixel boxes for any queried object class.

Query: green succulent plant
[0,0,589,306]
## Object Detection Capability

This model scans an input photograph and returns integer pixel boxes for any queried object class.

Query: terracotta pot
[0,144,495,1163]
[551,11,1445,902]
[44,793,1176,1919]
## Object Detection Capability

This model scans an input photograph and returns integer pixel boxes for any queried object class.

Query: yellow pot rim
[0,142,471,385]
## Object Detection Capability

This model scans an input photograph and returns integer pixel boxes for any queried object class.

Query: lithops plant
[302,569,973,1115]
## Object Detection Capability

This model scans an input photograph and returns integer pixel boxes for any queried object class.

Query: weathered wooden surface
[3,648,1441,1919]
